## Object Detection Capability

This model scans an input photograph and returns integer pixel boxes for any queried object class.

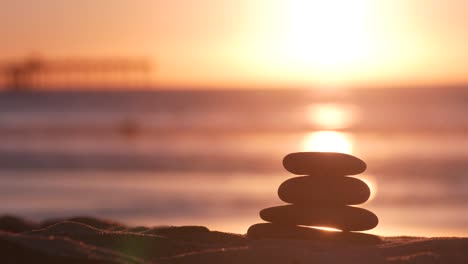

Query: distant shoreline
[0,83,468,93]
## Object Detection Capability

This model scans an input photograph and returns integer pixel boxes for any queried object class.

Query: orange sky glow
[1,0,467,89]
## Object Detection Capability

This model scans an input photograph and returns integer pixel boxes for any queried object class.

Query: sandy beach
[1,215,466,264]
[2,0,468,262]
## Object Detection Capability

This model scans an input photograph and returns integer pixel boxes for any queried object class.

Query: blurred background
[0,0,467,237]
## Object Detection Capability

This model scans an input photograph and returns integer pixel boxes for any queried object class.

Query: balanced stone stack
[247,152,379,243]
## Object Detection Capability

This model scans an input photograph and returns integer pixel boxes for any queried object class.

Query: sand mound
[0,216,466,264]
[40,216,127,231]
[1,231,143,264]
[0,215,38,233]
[25,221,105,236]
[159,237,468,264]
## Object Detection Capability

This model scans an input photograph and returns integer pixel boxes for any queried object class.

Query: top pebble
[283,152,367,176]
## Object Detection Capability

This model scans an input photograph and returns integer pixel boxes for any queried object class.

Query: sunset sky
[1,0,467,88]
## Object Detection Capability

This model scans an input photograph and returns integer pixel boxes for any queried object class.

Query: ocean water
[1,87,467,236]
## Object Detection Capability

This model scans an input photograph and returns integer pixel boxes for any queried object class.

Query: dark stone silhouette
[283,152,367,175]
[278,176,370,205]
[260,205,378,231]
[247,152,380,243]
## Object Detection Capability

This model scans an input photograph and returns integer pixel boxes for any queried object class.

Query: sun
[281,0,373,79]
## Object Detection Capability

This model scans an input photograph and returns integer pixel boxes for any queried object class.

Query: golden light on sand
[310,226,341,232]
[302,131,354,154]
[307,103,357,129]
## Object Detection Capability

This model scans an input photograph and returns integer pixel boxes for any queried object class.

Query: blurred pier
[0,56,153,90]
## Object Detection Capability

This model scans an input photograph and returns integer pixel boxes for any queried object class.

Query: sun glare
[279,0,374,81]
[359,177,377,202]
[286,0,371,63]
[302,131,354,154]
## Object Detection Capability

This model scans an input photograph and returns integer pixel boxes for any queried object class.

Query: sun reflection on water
[302,131,354,154]
[307,103,358,129]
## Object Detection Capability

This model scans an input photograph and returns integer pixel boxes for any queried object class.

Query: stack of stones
[247,152,379,243]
